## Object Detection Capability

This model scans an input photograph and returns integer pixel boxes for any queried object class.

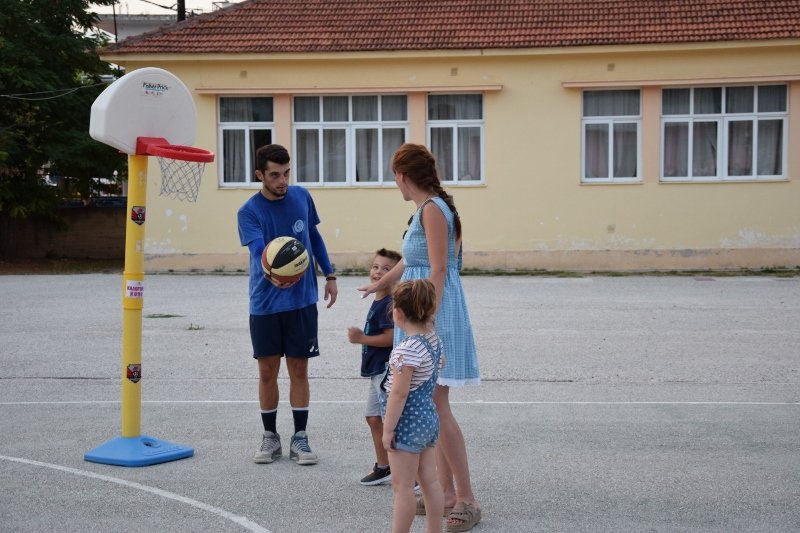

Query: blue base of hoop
[85,435,194,467]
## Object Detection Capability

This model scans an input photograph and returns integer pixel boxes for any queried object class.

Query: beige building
[101,0,800,272]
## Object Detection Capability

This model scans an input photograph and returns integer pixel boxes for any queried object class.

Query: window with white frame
[292,95,408,185]
[581,90,641,182]
[428,94,484,182]
[661,85,787,181]
[218,97,274,184]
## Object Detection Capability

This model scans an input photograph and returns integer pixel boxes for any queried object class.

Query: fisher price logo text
[142,82,169,96]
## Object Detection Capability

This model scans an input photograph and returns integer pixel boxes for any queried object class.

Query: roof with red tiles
[103,0,800,55]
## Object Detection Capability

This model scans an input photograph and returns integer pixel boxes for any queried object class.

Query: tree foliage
[0,0,125,219]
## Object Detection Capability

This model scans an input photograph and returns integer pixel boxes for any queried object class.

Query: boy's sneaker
[360,463,391,486]
[289,431,318,465]
[253,431,282,464]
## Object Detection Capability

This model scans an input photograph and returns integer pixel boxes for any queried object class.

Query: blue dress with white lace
[394,197,480,387]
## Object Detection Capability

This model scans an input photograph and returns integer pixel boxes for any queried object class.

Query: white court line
[0,455,271,533]
[0,400,798,405]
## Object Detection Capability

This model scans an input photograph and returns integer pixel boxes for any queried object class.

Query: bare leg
[433,385,480,518]
[257,356,281,410]
[285,357,310,408]
[435,437,456,507]
[389,450,420,533]
[366,415,390,466]
[418,447,443,533]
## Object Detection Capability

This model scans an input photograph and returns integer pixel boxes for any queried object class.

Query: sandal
[446,501,481,532]
[415,495,453,517]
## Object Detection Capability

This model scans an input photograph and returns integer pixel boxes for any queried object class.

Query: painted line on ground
[0,455,271,533]
[0,400,797,406]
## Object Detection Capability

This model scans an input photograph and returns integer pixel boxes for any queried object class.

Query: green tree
[0,0,124,219]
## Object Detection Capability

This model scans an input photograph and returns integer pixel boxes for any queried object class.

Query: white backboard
[90,67,197,154]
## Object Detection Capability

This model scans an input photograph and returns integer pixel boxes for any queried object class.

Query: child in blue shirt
[347,248,402,485]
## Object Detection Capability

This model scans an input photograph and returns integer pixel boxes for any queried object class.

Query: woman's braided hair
[391,143,462,240]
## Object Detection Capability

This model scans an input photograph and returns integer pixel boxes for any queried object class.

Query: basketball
[262,236,310,284]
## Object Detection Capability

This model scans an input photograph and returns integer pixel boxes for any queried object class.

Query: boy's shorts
[250,304,319,358]
[364,372,385,417]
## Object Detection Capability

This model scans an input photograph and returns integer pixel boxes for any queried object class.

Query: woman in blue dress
[360,143,481,532]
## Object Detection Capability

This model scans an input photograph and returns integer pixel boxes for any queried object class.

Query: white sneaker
[253,431,282,464]
[289,431,318,465]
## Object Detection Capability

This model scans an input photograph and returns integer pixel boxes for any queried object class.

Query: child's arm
[347,327,394,347]
[382,365,412,451]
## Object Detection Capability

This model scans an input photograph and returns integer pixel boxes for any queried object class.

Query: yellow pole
[121,154,147,437]
[85,150,193,466]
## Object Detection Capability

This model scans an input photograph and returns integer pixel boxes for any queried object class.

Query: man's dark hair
[376,248,402,263]
[256,144,290,172]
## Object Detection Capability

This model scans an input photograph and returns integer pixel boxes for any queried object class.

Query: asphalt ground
[1,274,798,532]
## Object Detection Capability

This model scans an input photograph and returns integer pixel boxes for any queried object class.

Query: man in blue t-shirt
[237,144,338,466]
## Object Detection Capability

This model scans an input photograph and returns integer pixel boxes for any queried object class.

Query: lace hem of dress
[437,377,481,388]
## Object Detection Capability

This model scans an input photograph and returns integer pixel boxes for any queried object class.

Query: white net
[156,156,206,203]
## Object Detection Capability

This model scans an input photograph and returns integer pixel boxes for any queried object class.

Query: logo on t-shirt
[293,219,305,234]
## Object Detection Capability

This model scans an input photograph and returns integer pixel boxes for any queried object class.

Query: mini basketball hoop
[136,137,214,203]
[90,67,215,203]
[86,67,208,467]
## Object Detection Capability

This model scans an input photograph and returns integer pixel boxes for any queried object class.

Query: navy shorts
[249,304,320,358]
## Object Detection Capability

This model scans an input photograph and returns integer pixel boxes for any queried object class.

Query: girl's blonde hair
[392,279,436,324]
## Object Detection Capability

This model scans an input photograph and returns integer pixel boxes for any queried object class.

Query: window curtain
[663,122,688,177]
[429,94,482,120]
[757,120,782,176]
[294,97,319,122]
[694,88,721,114]
[756,86,785,175]
[458,127,481,180]
[353,96,378,121]
[322,129,346,182]
[431,128,454,181]
[220,99,253,183]
[585,124,608,178]
[355,128,378,182]
[726,86,754,113]
[692,122,717,177]
[383,128,405,179]
[382,96,407,121]
[727,120,753,176]
[296,129,319,182]
[323,96,348,122]
[223,129,245,182]
[613,123,637,178]
[220,98,253,122]
[583,90,639,117]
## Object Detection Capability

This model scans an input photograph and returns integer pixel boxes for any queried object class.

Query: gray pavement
[1,273,799,532]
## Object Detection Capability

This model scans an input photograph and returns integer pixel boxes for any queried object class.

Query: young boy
[347,248,402,485]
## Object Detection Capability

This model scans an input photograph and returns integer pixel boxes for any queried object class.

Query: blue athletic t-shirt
[361,296,394,377]
[237,187,330,315]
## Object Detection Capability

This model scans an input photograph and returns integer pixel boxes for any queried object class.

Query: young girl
[381,279,445,533]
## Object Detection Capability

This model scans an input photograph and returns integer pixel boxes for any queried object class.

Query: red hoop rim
[147,144,215,163]
[136,137,215,163]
